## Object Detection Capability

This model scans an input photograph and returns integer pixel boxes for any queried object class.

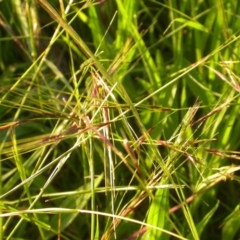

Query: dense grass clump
[0,0,240,239]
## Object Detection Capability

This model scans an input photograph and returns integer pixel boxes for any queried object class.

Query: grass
[1,0,240,239]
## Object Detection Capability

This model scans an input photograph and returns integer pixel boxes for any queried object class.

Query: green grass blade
[143,188,170,240]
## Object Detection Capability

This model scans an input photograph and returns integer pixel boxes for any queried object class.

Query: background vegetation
[0,0,240,239]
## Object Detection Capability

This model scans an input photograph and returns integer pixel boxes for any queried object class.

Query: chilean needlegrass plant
[1,0,240,239]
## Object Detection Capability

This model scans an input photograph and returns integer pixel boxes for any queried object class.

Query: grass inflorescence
[0,0,240,239]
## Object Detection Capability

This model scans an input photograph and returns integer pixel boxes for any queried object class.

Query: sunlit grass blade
[45,174,103,238]
[143,188,170,240]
